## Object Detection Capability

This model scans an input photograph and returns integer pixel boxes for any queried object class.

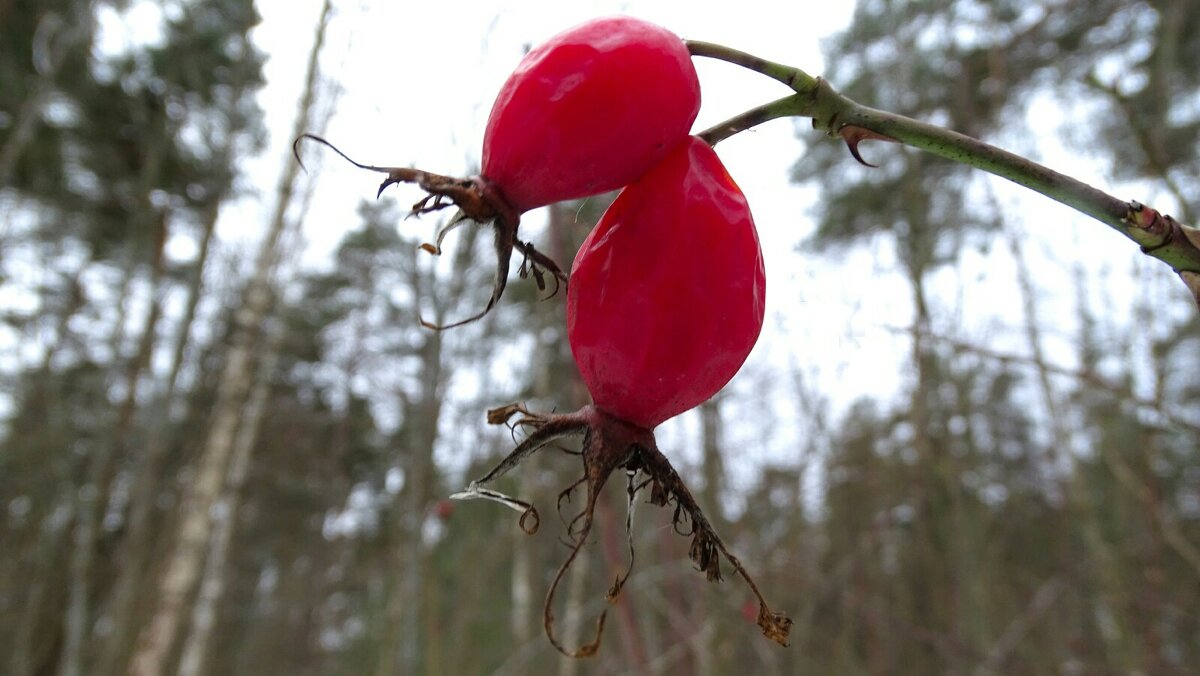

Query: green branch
[687,40,1200,309]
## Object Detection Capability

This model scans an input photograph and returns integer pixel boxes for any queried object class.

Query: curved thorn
[838,125,897,168]
[845,139,878,168]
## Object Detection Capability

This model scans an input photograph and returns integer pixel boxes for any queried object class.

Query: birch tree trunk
[96,197,221,676]
[376,330,443,676]
[175,343,280,676]
[127,3,332,673]
[695,398,725,676]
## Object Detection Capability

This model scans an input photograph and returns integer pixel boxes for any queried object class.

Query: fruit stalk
[688,39,1200,305]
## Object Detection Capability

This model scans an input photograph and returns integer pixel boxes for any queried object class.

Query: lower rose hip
[454,136,789,657]
[568,135,766,428]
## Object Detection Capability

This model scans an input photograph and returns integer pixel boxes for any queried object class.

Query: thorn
[839,125,898,167]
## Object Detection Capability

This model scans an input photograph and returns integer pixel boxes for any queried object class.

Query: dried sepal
[454,404,791,657]
[448,484,540,534]
[630,437,792,647]
[292,133,566,330]
[757,604,794,647]
[419,209,474,256]
[604,472,640,603]
[486,402,535,426]
[689,529,722,582]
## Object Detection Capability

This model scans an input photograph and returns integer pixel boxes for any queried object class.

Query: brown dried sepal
[452,403,793,657]
[757,604,795,646]
[292,133,568,330]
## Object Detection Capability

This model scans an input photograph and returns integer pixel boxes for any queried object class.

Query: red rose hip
[482,15,701,213]
[567,135,766,429]
[457,137,789,654]
[297,16,703,328]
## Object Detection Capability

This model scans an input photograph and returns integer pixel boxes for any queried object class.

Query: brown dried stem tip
[451,404,793,658]
[292,133,569,329]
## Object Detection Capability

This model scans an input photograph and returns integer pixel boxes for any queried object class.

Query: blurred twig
[891,325,1200,583]
[974,577,1066,676]
[885,325,1200,434]
[688,40,1200,307]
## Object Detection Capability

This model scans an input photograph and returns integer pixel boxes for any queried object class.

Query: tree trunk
[126,3,331,673]
[376,327,443,676]
[10,491,72,676]
[696,397,725,676]
[95,196,221,675]
[61,147,169,676]
[0,1,96,190]
[176,344,279,676]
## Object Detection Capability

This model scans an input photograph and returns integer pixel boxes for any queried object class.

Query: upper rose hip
[481,16,701,213]
[293,17,701,328]
[566,136,766,429]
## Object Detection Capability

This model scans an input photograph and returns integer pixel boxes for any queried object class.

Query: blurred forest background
[2,0,1199,674]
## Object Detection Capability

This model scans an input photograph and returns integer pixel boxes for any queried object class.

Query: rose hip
[567,135,766,428]
[455,136,788,657]
[296,16,702,327]
[482,15,701,212]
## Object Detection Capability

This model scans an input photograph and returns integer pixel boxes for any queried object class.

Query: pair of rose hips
[483,15,766,429]
[454,16,788,655]
[304,15,785,654]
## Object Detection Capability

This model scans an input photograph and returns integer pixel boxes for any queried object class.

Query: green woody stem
[687,39,1200,308]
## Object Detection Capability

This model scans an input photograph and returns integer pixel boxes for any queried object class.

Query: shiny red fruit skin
[481,16,701,213]
[567,136,766,429]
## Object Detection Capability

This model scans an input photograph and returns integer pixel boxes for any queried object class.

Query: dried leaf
[757,605,794,647]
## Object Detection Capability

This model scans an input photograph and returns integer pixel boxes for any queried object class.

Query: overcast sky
[243,0,923,409]
[94,1,1191,468]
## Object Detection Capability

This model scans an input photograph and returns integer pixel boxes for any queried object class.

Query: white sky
[89,1,1196,477]
[236,2,1200,446]
[243,0,906,410]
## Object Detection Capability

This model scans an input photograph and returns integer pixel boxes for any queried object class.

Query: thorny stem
[454,404,792,658]
[686,40,1200,309]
